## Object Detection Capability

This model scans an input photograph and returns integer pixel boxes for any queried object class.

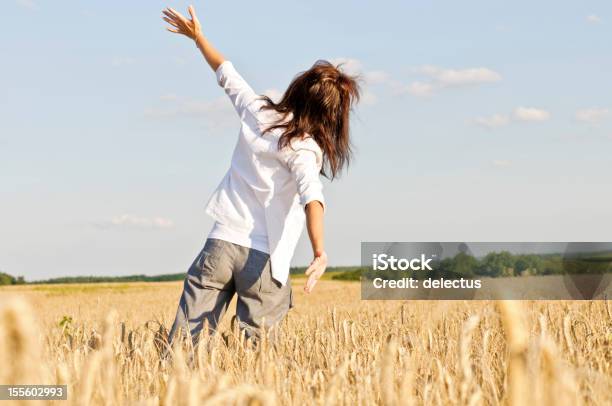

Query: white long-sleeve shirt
[204,61,325,286]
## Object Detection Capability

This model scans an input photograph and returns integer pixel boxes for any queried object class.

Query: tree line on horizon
[361,250,612,281]
[0,266,359,285]
[1,251,609,285]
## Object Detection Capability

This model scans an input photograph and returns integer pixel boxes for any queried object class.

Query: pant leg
[232,247,292,341]
[168,239,236,348]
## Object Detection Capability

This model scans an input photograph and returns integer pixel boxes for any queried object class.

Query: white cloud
[586,14,602,24]
[96,215,174,230]
[173,98,230,115]
[473,114,510,129]
[513,106,551,122]
[363,70,390,85]
[473,107,551,128]
[417,65,501,86]
[363,70,407,96]
[492,159,512,168]
[330,58,503,103]
[407,81,435,97]
[16,0,38,11]
[330,57,363,76]
[407,65,501,96]
[145,95,234,126]
[576,107,609,124]
[329,57,394,105]
[322,59,502,101]
[331,59,502,92]
[331,57,392,86]
[361,90,379,106]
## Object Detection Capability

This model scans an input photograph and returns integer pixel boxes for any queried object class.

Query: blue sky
[2,0,611,280]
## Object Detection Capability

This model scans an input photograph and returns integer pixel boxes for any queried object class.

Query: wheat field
[0,280,610,405]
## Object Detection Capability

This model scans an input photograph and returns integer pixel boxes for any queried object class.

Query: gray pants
[168,238,292,346]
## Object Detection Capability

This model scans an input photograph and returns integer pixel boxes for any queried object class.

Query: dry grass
[0,280,610,405]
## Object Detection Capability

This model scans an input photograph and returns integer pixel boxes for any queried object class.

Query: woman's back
[205,61,325,285]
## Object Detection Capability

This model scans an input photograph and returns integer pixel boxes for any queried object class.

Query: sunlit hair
[260,60,360,179]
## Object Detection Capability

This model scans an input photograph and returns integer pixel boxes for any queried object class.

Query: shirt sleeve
[286,146,326,212]
[215,61,259,118]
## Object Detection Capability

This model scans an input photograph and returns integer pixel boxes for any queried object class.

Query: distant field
[2,266,363,285]
[0,280,610,405]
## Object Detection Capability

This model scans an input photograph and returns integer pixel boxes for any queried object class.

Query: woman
[162,5,359,344]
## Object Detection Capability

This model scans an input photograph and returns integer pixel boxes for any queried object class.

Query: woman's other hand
[304,251,328,294]
[162,5,202,41]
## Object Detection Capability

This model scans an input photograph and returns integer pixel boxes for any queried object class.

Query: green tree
[477,251,515,277]
[0,271,26,285]
[430,257,453,278]
[0,273,12,285]
[514,254,543,275]
[450,252,478,278]
[541,258,563,275]
[432,253,478,279]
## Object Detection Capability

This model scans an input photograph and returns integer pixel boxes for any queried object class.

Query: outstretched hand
[162,5,202,40]
[304,251,328,294]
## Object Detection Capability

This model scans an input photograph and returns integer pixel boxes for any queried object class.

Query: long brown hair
[260,60,360,179]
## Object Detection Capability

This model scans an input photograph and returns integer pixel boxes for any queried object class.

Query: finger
[166,27,181,34]
[304,262,318,276]
[168,7,187,23]
[164,8,180,20]
[162,17,179,28]
[162,11,183,28]
[305,275,319,293]
[188,5,198,22]
[163,10,186,26]
[162,10,178,21]
[305,268,324,293]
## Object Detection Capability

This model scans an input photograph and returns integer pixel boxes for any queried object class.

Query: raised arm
[163,6,258,117]
[162,5,225,71]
